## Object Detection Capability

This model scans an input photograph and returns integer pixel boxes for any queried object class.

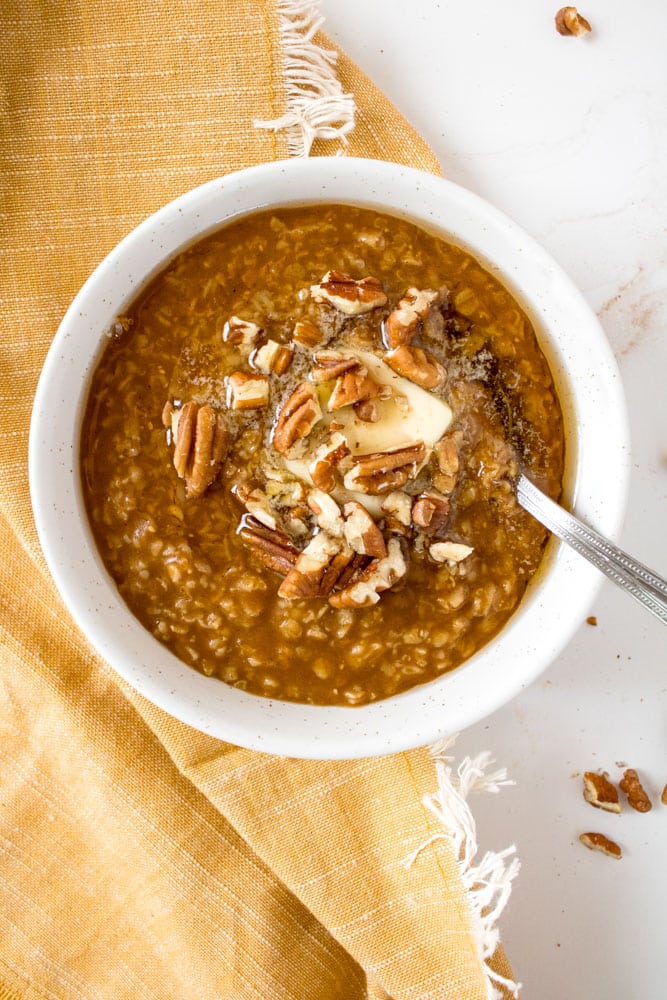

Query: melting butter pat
[283,350,452,514]
[329,350,452,454]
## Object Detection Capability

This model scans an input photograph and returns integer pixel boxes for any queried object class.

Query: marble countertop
[320,0,667,995]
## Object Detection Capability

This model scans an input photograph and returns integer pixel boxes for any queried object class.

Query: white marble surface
[319,1,667,996]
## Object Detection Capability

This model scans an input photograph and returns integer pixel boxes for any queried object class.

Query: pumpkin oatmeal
[80,204,564,706]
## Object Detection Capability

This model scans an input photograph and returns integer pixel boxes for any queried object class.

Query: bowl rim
[29,157,631,759]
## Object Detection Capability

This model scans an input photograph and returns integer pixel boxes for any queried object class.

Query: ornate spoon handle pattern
[516,474,667,626]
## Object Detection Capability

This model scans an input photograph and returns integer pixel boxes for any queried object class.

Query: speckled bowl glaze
[29,158,629,759]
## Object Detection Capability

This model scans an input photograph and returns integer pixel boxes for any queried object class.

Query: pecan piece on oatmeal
[310,270,388,316]
[278,531,353,600]
[293,319,323,347]
[343,441,427,495]
[223,316,262,347]
[429,540,474,565]
[619,768,652,813]
[233,484,279,531]
[307,431,351,493]
[432,434,460,494]
[555,6,591,36]
[342,501,387,559]
[582,772,622,814]
[307,489,345,538]
[227,371,270,410]
[328,369,382,411]
[354,399,380,423]
[579,832,622,859]
[311,351,361,383]
[238,516,300,575]
[383,288,439,349]
[263,476,309,539]
[384,345,447,389]
[329,537,406,608]
[251,339,294,375]
[381,490,413,535]
[164,400,229,499]
[411,491,450,535]
[273,382,323,456]
[264,472,307,506]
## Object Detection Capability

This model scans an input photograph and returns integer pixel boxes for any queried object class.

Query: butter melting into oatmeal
[81,205,564,706]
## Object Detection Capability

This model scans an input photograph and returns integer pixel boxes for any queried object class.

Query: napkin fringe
[403,737,522,1000]
[255,0,356,155]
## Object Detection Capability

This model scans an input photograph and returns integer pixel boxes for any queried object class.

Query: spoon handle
[516,474,667,626]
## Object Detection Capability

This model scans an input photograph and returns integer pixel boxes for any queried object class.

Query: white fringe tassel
[403,736,522,1000]
[255,0,356,156]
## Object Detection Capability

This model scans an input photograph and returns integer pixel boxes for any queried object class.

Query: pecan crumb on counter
[619,768,652,813]
[555,7,592,36]
[579,832,622,860]
[583,771,621,814]
[661,784,667,806]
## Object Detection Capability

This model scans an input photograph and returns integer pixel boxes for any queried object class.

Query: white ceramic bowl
[29,158,630,759]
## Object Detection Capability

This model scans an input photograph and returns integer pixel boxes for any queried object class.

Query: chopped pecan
[284,513,310,540]
[238,516,299,575]
[167,400,229,499]
[227,371,270,410]
[329,537,406,608]
[583,772,621,814]
[307,431,351,493]
[411,491,450,535]
[251,339,294,375]
[233,484,278,531]
[293,320,323,347]
[278,532,351,600]
[555,6,592,36]
[223,316,262,347]
[264,475,307,508]
[307,489,344,538]
[273,382,323,456]
[579,832,622,859]
[661,784,667,806]
[354,399,380,423]
[384,345,446,389]
[383,288,438,349]
[619,768,652,813]
[328,370,382,411]
[343,441,427,495]
[381,490,413,534]
[432,434,460,494]
[310,271,388,316]
[342,501,387,558]
[429,541,474,564]
[321,550,365,596]
[311,351,361,383]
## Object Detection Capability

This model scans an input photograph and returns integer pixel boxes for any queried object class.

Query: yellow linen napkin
[0,2,519,997]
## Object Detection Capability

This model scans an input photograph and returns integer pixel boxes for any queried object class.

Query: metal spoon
[516,473,667,625]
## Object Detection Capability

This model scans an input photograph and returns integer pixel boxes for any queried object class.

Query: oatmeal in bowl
[30,159,629,757]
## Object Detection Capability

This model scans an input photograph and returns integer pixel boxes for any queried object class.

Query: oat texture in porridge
[80,204,565,706]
